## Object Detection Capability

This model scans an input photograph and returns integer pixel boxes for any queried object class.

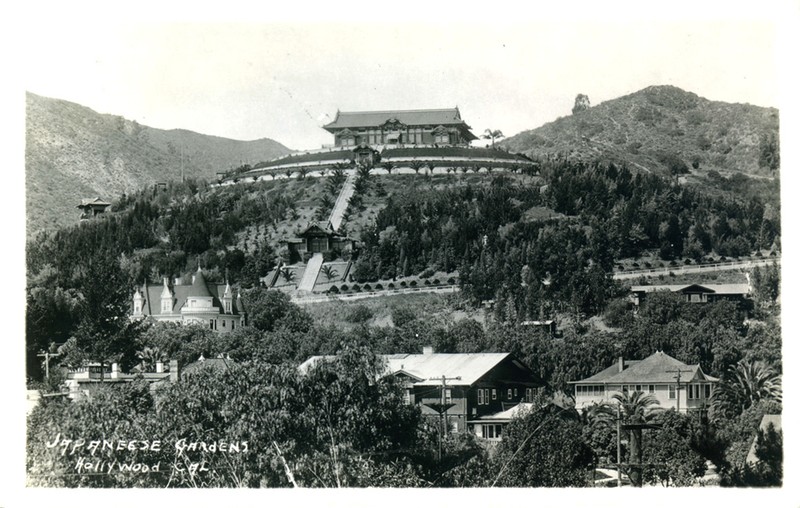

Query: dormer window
[161,299,171,313]
[134,301,141,314]
[225,300,232,313]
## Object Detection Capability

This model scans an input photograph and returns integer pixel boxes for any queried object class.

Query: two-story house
[299,347,544,436]
[569,351,718,413]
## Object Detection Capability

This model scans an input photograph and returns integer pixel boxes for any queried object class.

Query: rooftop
[571,351,718,385]
[323,108,469,130]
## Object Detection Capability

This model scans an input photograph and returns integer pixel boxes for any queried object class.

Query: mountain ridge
[25,92,292,236]
[501,85,779,178]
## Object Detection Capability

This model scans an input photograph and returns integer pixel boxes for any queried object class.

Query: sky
[19,3,791,151]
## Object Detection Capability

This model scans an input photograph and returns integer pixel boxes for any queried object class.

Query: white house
[569,351,718,413]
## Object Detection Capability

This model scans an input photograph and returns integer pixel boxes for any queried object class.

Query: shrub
[433,279,440,285]
[420,269,435,279]
[352,284,361,292]
[447,277,456,285]
[340,284,349,292]
[346,304,373,324]
[400,281,407,288]
[424,279,431,286]
[375,283,383,290]
[410,280,418,287]
[363,284,372,291]
[388,283,395,289]
[328,285,339,294]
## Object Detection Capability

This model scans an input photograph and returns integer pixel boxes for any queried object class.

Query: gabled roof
[571,360,641,384]
[630,284,749,295]
[572,351,718,385]
[384,353,511,386]
[77,197,111,208]
[299,352,522,387]
[323,108,469,131]
[475,402,536,422]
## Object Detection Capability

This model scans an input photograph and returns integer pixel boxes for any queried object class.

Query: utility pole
[616,403,622,487]
[666,368,693,413]
[423,375,461,462]
[37,351,60,381]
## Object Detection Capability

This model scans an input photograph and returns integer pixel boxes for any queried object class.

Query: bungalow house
[569,351,718,413]
[629,283,750,307]
[299,347,544,434]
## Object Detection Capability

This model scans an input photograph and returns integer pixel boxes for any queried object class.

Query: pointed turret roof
[188,268,214,297]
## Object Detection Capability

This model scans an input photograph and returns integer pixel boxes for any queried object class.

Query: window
[209,320,214,330]
[225,300,231,313]
[445,389,452,404]
[514,388,518,398]
[134,301,141,314]
[231,320,235,331]
[507,389,512,400]
[161,300,170,313]
[669,385,676,399]
[477,389,484,405]
[222,320,226,328]
[526,387,533,402]
[403,390,411,405]
[704,384,712,399]
[648,385,655,393]
[635,385,642,392]
[491,389,497,400]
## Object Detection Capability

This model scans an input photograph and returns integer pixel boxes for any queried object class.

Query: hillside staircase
[329,174,356,231]
[297,253,324,291]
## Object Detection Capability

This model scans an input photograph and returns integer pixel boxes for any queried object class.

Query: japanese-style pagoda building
[220,107,537,183]
[322,108,478,147]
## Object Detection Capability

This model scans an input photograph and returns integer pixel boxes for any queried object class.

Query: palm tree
[321,265,339,282]
[297,167,309,179]
[425,162,436,175]
[612,391,663,487]
[284,168,294,179]
[482,128,505,147]
[711,360,782,421]
[381,162,395,175]
[279,267,296,284]
[136,346,166,373]
[409,161,424,175]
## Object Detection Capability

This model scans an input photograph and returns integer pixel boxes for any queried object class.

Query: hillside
[25,92,291,235]
[501,85,780,178]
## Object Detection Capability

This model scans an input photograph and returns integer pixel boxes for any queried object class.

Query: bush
[410,280,418,287]
[684,258,692,265]
[375,283,383,290]
[328,285,339,294]
[352,284,361,292]
[340,284,349,292]
[433,279,440,285]
[400,281,407,288]
[363,284,372,291]
[346,304,373,324]
[447,277,456,285]
[392,306,416,328]
[388,283,395,289]
[420,269,435,279]
[424,279,431,286]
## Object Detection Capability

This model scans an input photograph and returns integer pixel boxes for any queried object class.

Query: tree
[481,129,504,147]
[58,254,143,378]
[381,162,395,175]
[279,266,296,284]
[492,403,593,487]
[572,94,590,114]
[641,410,708,486]
[612,390,664,487]
[242,287,312,333]
[409,161,424,175]
[711,360,782,421]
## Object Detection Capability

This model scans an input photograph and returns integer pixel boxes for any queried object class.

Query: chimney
[618,356,625,373]
[156,361,164,373]
[423,346,435,355]
[169,359,179,382]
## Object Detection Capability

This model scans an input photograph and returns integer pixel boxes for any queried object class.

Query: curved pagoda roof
[323,108,470,131]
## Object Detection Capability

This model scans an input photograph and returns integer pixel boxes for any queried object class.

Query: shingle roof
[138,277,243,316]
[572,351,717,384]
[324,108,467,130]
[384,353,511,386]
[475,402,536,422]
[189,269,213,297]
[299,352,514,386]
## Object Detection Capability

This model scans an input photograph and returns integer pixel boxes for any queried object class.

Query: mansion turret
[132,268,245,332]
[322,108,478,147]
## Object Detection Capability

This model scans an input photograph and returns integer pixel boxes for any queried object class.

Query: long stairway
[296,174,355,293]
[297,252,324,291]
[329,173,356,231]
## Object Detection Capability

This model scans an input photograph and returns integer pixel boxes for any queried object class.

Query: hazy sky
[21,4,790,151]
